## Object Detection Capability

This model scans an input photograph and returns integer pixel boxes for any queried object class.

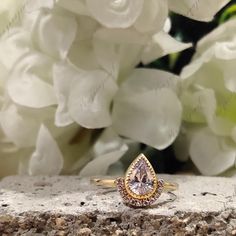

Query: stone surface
[0,175,235,235]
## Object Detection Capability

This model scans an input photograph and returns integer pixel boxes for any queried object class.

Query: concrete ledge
[0,175,236,235]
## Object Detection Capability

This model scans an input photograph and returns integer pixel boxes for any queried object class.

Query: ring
[91,153,178,208]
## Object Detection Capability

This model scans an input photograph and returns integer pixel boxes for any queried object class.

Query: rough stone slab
[0,175,235,235]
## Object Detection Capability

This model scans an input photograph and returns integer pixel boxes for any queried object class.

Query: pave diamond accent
[125,154,157,198]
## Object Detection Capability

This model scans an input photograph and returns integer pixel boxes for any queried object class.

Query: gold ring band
[91,178,178,192]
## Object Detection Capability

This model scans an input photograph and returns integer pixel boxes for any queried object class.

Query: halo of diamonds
[116,177,164,207]
[115,154,166,207]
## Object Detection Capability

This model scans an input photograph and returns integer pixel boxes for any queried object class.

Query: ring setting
[92,153,178,208]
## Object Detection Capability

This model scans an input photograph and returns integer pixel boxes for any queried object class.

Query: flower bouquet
[0,0,234,178]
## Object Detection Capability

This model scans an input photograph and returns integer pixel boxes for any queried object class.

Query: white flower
[79,128,128,176]
[0,0,229,177]
[57,0,191,70]
[29,125,64,175]
[112,68,182,150]
[53,61,118,128]
[177,19,236,176]
[0,4,88,177]
[168,0,230,22]
[86,0,144,28]
[0,0,25,35]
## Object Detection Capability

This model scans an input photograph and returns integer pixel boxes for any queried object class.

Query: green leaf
[219,4,236,24]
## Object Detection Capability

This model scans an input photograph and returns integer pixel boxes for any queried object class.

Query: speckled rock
[0,175,235,235]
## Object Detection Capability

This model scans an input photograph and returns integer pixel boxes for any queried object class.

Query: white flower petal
[67,16,99,70]
[6,51,57,108]
[53,61,75,127]
[220,60,236,92]
[210,117,235,136]
[119,46,143,78]
[113,70,182,150]
[25,0,54,12]
[79,128,128,176]
[86,0,144,28]
[79,149,126,177]
[0,104,39,147]
[197,18,236,54]
[94,28,146,76]
[118,68,179,97]
[189,128,235,175]
[163,18,171,33]
[181,50,225,91]
[54,61,118,128]
[76,15,99,41]
[94,27,149,45]
[29,125,64,175]
[214,41,236,60]
[134,0,168,33]
[181,88,216,123]
[32,8,77,59]
[8,73,57,108]
[12,51,54,79]
[0,29,31,70]
[56,0,89,15]
[0,0,25,34]
[181,87,235,136]
[142,31,192,64]
[113,89,182,150]
[93,38,120,79]
[68,40,100,70]
[68,70,118,128]
[168,0,230,22]
[196,88,217,124]
[180,52,212,81]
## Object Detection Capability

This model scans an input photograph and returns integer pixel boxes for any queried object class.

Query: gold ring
[91,153,178,208]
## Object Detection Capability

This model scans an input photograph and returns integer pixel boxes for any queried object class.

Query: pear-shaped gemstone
[126,154,156,196]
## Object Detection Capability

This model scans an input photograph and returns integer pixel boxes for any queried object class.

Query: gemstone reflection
[128,158,155,196]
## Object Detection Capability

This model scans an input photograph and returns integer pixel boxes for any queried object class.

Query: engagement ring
[91,153,178,208]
